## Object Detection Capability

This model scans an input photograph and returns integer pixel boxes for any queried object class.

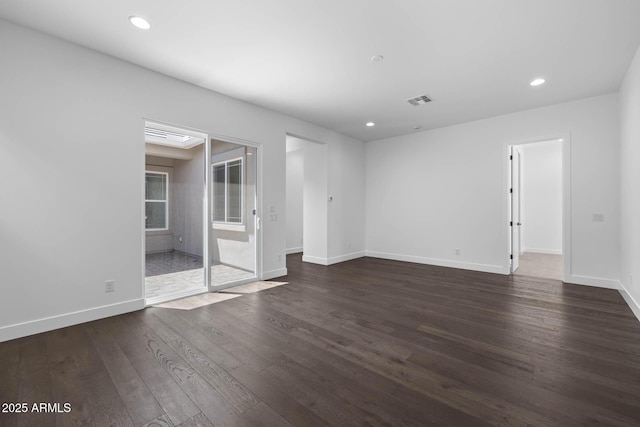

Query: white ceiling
[1,0,640,141]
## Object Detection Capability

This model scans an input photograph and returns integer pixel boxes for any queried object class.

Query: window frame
[212,156,244,226]
[145,171,169,231]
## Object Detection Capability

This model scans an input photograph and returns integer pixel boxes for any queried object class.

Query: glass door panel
[209,139,258,290]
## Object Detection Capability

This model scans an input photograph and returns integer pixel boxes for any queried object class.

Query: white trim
[145,170,169,231]
[302,255,329,265]
[327,251,365,265]
[0,299,144,343]
[212,156,244,225]
[563,275,620,290]
[619,283,640,322]
[365,251,507,275]
[286,247,303,254]
[262,268,288,280]
[522,248,563,255]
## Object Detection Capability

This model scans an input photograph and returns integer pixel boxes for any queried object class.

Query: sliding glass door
[143,125,259,303]
[208,139,258,290]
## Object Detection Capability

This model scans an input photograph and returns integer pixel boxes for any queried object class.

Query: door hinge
[510,221,513,226]
[510,155,513,160]
[510,254,513,260]
[510,188,513,193]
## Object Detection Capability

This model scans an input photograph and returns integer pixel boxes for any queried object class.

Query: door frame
[504,133,571,281]
[510,146,522,272]
[207,132,263,292]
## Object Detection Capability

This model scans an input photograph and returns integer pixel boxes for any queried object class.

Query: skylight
[144,126,205,149]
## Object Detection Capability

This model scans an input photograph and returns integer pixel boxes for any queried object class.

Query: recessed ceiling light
[366,122,375,127]
[530,78,545,87]
[129,16,151,30]
[370,55,384,62]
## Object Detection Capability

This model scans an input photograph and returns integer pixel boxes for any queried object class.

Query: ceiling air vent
[407,94,432,106]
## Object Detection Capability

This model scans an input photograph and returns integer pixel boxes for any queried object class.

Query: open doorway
[144,122,208,304]
[285,135,328,265]
[509,138,565,281]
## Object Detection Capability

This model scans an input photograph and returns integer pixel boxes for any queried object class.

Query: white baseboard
[0,298,145,343]
[619,283,640,322]
[365,251,507,275]
[523,248,563,255]
[302,255,328,265]
[563,275,620,290]
[286,247,303,255]
[327,251,365,265]
[262,268,288,280]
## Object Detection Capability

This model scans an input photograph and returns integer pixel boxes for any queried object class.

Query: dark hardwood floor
[2,254,640,426]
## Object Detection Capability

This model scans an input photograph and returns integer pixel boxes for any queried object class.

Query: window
[212,158,243,224]
[145,172,168,230]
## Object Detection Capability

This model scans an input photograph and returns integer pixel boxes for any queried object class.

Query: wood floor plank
[136,309,260,414]
[241,402,294,427]
[3,253,640,426]
[141,414,175,427]
[0,339,21,427]
[123,314,251,427]
[17,336,53,427]
[149,308,242,372]
[103,316,201,426]
[177,413,213,427]
[85,320,165,425]
[45,329,96,427]
[230,364,328,427]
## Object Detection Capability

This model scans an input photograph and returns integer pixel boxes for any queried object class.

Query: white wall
[285,148,304,253]
[302,141,329,264]
[0,19,366,341]
[366,94,620,287]
[173,144,205,257]
[620,44,640,320]
[519,141,563,255]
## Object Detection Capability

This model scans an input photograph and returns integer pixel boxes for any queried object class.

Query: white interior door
[511,147,522,272]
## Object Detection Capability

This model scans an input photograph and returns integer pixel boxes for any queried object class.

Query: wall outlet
[270,213,278,221]
[347,243,352,249]
[455,248,461,256]
[105,280,115,293]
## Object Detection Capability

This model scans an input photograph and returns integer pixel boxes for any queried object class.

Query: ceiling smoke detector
[407,94,432,106]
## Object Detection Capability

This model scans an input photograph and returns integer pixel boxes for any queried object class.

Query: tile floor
[145,251,203,277]
[513,252,563,280]
[145,251,256,299]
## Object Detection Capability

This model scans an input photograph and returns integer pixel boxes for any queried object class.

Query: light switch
[592,213,604,222]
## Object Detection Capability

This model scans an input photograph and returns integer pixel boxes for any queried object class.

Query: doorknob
[517,222,522,226]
